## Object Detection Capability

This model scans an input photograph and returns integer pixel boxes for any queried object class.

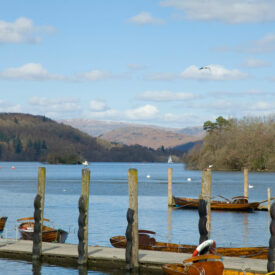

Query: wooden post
[168,168,174,206]
[201,168,212,236]
[268,188,271,212]
[127,169,139,270]
[244,168,248,199]
[267,203,275,272]
[78,168,90,265]
[32,167,46,261]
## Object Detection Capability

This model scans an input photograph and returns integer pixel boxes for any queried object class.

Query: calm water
[0,162,274,274]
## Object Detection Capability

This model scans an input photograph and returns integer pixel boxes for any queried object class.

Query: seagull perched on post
[82,160,88,167]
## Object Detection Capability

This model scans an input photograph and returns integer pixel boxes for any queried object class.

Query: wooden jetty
[0,239,269,274]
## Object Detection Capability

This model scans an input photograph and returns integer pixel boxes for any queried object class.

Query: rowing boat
[0,216,7,234]
[173,196,260,211]
[163,254,224,275]
[17,217,68,243]
[110,231,267,259]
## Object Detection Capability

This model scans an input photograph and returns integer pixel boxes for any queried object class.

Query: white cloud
[125,105,158,120]
[0,17,54,44]
[29,97,81,114]
[0,99,21,112]
[241,57,270,68]
[128,12,164,25]
[247,33,275,53]
[85,104,158,121]
[160,0,275,24]
[0,63,64,81]
[249,101,274,111]
[89,100,109,112]
[137,90,195,101]
[181,64,248,80]
[73,70,114,81]
[128,63,146,70]
[219,33,275,53]
[144,72,178,81]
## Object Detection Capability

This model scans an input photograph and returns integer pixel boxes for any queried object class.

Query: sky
[0,0,274,128]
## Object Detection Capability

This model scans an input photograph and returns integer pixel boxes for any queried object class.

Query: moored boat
[163,241,224,275]
[0,216,7,234]
[110,230,268,259]
[17,217,68,243]
[174,196,260,211]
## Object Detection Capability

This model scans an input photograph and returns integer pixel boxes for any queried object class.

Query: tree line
[184,115,275,171]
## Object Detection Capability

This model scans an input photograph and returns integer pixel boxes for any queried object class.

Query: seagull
[187,178,191,182]
[249,184,254,189]
[208,164,213,168]
[82,160,88,166]
[199,66,210,70]
[146,174,151,179]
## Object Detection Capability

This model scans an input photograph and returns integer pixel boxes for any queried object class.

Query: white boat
[168,155,173,163]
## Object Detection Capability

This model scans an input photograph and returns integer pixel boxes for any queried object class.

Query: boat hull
[18,222,68,243]
[0,217,7,234]
[163,261,224,275]
[174,197,260,211]
[163,264,266,275]
[110,236,267,259]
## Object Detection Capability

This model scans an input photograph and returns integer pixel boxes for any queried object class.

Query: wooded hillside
[184,115,275,171]
[0,113,168,163]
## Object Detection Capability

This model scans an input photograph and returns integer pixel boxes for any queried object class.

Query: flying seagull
[199,66,210,70]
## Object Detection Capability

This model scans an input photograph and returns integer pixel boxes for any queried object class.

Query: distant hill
[98,126,201,150]
[0,113,169,163]
[60,118,203,150]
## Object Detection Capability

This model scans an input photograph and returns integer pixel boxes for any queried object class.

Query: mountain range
[60,118,204,150]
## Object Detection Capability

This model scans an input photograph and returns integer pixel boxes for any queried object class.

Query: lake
[0,162,274,274]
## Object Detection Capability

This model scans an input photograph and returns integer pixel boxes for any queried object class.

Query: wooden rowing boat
[163,254,224,275]
[110,231,267,259]
[223,271,266,275]
[173,196,260,211]
[17,217,68,243]
[164,263,267,275]
[0,216,7,234]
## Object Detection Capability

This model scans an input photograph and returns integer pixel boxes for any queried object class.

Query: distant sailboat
[168,155,173,163]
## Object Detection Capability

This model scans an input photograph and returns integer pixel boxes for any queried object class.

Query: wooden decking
[0,239,268,274]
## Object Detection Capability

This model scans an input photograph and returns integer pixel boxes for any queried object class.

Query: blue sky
[0,0,274,128]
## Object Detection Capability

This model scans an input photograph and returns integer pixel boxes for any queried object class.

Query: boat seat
[138,233,156,246]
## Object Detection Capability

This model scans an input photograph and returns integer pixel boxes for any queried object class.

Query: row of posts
[32,166,274,272]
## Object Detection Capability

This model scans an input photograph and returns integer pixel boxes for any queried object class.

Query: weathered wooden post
[168,168,174,206]
[267,203,275,272]
[201,168,212,236]
[32,167,46,261]
[198,198,208,244]
[244,168,248,199]
[268,188,271,212]
[126,169,139,271]
[78,168,90,266]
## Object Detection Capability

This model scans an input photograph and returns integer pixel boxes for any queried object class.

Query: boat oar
[257,197,275,204]
[216,195,232,203]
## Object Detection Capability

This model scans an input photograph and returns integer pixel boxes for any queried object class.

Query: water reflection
[78,265,87,275]
[243,213,248,244]
[32,260,41,275]
[167,206,172,243]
